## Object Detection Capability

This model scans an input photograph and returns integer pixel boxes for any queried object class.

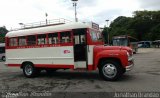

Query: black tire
[22,63,38,78]
[2,56,5,61]
[99,60,123,81]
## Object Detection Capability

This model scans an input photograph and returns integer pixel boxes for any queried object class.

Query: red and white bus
[5,21,134,81]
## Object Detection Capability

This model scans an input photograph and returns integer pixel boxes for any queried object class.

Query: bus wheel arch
[21,61,39,78]
[98,58,125,81]
[21,61,32,69]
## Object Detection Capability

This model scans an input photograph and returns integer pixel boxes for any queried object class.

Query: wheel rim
[3,57,5,61]
[102,63,117,78]
[25,64,33,76]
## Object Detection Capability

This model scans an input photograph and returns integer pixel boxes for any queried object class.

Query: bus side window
[0,47,2,53]
[0,47,5,53]
[27,35,36,46]
[60,32,71,43]
[9,37,17,46]
[48,33,58,44]
[37,34,47,45]
[18,36,26,46]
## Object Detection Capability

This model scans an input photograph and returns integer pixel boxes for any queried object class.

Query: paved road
[0,48,160,93]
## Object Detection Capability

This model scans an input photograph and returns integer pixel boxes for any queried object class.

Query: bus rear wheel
[2,56,5,61]
[99,60,123,81]
[23,63,38,78]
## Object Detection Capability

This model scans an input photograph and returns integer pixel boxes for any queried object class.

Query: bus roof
[6,22,92,38]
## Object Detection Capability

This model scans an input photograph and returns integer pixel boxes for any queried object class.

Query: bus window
[60,32,71,43]
[9,37,17,46]
[90,31,102,42]
[48,33,58,44]
[37,34,47,45]
[18,36,26,46]
[0,47,5,53]
[90,31,97,41]
[96,32,102,41]
[27,35,36,46]
[73,29,86,45]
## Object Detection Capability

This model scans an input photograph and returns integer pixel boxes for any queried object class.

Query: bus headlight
[127,52,133,61]
[127,52,130,57]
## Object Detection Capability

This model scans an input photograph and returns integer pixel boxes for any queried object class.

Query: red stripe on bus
[7,64,94,70]
[35,64,74,69]
[5,43,73,49]
[7,64,74,69]
[8,64,21,67]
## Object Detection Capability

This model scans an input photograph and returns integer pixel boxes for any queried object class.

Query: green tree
[0,26,8,43]
[150,24,160,40]
[108,10,160,41]
[109,16,135,39]
[131,11,155,40]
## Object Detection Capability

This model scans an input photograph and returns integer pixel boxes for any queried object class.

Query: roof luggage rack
[18,18,72,30]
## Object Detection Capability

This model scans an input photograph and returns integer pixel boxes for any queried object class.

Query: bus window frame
[18,36,27,46]
[48,32,59,45]
[59,31,73,46]
[60,31,72,43]
[47,30,73,46]
[26,35,37,46]
[37,34,47,45]
[87,28,104,45]
[9,37,18,47]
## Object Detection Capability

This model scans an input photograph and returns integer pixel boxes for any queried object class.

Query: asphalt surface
[0,48,160,97]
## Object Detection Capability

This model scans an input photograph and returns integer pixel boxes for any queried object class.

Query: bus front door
[73,29,87,69]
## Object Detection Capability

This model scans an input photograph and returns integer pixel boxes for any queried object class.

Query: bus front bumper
[126,58,134,71]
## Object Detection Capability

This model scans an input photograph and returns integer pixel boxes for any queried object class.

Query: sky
[0,0,160,30]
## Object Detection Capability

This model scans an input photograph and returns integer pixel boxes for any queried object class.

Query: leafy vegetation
[0,26,8,43]
[103,10,160,43]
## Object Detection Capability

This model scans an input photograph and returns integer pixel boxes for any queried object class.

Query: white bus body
[5,22,102,70]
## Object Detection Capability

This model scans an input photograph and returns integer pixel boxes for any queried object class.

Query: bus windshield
[90,30,102,42]
[112,38,128,46]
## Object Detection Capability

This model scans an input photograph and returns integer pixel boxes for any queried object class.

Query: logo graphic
[64,50,71,54]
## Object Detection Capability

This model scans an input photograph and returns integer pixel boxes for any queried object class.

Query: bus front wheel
[99,60,123,81]
[23,63,38,78]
